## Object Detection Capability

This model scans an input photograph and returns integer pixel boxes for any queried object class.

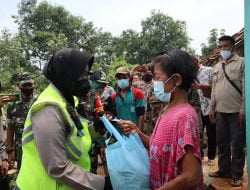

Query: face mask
[21,88,34,97]
[153,81,171,102]
[164,74,179,94]
[220,50,231,60]
[117,79,129,89]
[72,79,91,97]
[143,74,153,82]
[132,81,141,88]
[89,80,106,94]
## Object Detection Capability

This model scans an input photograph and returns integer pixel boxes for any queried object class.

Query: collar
[227,53,239,62]
[50,83,68,102]
[221,53,239,64]
[121,87,131,93]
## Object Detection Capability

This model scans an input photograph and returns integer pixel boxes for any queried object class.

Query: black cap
[90,71,108,84]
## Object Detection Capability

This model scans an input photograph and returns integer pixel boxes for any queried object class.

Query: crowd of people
[0,34,245,190]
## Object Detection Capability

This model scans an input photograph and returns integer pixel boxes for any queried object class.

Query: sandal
[231,179,242,187]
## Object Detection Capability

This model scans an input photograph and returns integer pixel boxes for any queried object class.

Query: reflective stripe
[66,151,78,161]
[23,125,32,137]
[22,134,34,145]
[66,139,82,158]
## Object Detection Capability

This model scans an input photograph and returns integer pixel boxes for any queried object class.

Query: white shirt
[197,65,213,116]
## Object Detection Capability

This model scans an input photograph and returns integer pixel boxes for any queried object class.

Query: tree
[114,29,142,65]
[0,29,26,92]
[201,28,225,58]
[13,0,100,68]
[0,28,49,93]
[140,10,190,63]
[93,31,115,71]
[114,10,190,65]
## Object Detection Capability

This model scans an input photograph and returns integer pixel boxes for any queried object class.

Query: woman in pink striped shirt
[120,49,204,190]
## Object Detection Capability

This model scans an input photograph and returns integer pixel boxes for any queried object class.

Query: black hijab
[43,48,94,106]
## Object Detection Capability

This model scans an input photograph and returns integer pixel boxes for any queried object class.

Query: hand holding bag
[101,116,150,190]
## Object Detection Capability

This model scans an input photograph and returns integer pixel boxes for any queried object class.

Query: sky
[0,0,244,55]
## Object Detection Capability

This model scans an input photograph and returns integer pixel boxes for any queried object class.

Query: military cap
[90,71,108,84]
[19,72,35,88]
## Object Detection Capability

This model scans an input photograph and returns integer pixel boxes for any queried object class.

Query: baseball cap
[115,67,130,77]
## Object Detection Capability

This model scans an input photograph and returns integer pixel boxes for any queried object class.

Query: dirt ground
[202,157,247,190]
[97,156,248,190]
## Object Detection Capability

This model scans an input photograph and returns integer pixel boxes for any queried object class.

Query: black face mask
[21,88,34,97]
[72,79,91,97]
[143,74,153,82]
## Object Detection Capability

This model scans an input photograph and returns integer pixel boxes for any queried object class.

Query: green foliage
[33,74,49,94]
[114,10,190,65]
[14,0,100,66]
[0,29,26,92]
[201,28,225,58]
[94,31,115,68]
[114,29,142,65]
[1,1,192,94]
[140,10,190,63]
[106,57,137,88]
[0,28,49,94]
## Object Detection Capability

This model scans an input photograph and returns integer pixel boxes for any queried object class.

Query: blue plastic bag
[101,116,150,190]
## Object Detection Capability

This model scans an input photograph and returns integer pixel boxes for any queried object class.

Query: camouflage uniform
[143,82,166,136]
[7,72,35,169]
[188,87,204,153]
[187,87,203,132]
[188,87,201,110]
[77,71,113,174]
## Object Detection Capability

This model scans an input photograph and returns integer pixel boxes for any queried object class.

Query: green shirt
[112,87,145,124]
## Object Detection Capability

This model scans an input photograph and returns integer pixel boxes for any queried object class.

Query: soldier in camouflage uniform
[7,72,36,170]
[143,70,167,135]
[77,71,114,174]
[188,86,205,156]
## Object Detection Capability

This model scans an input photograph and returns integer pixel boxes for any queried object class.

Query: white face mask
[220,50,232,60]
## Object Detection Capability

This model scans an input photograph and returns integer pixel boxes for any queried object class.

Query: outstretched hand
[118,120,137,135]
[103,113,113,121]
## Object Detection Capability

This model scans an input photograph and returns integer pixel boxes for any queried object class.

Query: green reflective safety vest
[17,84,92,190]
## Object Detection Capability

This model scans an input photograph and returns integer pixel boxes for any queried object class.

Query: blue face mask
[220,50,231,60]
[117,79,129,89]
[153,81,171,102]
